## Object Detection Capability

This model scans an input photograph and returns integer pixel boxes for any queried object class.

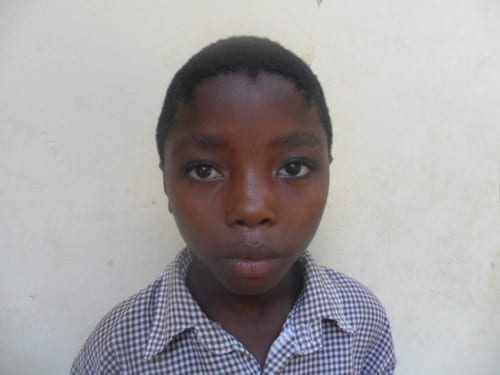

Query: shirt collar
[144,249,356,359]
[145,250,236,359]
[292,252,356,354]
[295,251,356,331]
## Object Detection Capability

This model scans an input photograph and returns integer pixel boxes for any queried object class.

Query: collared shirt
[72,250,396,374]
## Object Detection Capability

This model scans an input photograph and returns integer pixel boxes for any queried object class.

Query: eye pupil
[195,165,212,178]
[285,162,302,176]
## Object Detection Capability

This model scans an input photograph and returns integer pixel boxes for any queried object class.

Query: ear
[159,161,167,194]
[158,161,168,192]
[160,162,174,215]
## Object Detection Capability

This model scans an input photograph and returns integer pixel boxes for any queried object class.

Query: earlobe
[163,177,168,196]
[161,167,168,196]
[161,171,173,214]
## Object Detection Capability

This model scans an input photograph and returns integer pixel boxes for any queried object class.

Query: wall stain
[301,45,315,66]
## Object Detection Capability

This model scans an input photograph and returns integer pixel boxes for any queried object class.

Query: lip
[227,240,281,259]
[221,240,281,278]
[223,257,278,279]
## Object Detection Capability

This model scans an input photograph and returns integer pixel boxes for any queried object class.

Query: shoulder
[320,266,389,327]
[71,277,164,374]
[318,266,396,374]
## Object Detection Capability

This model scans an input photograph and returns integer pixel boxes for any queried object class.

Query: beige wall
[1,1,499,374]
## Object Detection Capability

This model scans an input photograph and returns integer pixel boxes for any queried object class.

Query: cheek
[304,195,328,230]
[169,189,223,245]
[285,179,329,219]
[278,186,328,245]
[167,173,220,215]
[310,183,329,218]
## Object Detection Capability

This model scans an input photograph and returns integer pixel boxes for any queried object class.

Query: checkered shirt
[72,250,396,374]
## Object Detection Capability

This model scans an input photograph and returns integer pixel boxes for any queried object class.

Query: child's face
[162,72,330,295]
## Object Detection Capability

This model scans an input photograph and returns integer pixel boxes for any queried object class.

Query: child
[72,36,395,374]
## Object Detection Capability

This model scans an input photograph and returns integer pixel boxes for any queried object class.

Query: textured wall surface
[1,1,499,374]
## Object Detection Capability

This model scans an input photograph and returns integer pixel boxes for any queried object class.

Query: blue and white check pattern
[72,250,395,374]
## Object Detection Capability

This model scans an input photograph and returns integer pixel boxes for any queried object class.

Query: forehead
[189,71,305,105]
[164,72,327,156]
[183,72,322,129]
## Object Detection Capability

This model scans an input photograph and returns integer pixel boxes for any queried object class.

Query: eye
[187,164,223,181]
[277,161,312,178]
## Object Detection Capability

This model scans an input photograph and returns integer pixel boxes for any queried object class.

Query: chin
[225,283,277,297]
[219,274,287,296]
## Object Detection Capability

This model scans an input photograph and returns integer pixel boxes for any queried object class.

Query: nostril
[236,219,247,227]
[259,218,270,225]
[234,218,271,227]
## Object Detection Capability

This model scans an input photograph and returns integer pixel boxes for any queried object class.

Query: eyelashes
[277,160,314,178]
[186,163,224,181]
[184,158,317,182]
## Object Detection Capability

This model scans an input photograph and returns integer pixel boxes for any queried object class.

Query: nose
[225,170,277,228]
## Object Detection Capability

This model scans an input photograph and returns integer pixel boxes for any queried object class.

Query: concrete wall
[1,1,498,374]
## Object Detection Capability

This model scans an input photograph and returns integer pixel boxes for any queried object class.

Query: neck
[187,258,303,322]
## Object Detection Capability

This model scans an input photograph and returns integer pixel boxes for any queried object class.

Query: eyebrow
[271,131,324,149]
[172,133,229,154]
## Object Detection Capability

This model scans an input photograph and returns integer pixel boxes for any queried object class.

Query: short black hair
[156,36,332,165]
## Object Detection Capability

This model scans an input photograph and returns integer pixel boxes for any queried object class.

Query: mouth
[223,256,278,279]
[222,242,281,279]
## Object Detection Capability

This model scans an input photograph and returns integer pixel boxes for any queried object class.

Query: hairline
[161,69,325,164]
[156,36,333,166]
